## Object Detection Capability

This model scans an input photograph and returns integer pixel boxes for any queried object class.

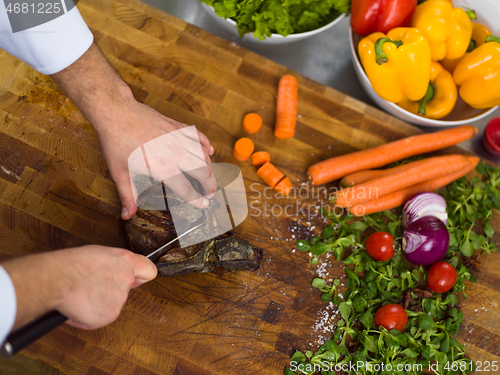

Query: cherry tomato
[374,303,407,331]
[365,232,395,261]
[427,262,457,293]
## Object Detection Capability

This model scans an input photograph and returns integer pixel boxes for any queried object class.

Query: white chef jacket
[0,3,93,343]
[0,1,93,74]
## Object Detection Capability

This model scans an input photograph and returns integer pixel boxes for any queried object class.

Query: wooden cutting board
[0,0,499,374]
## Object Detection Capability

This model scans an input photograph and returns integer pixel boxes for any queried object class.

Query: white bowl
[349,0,500,127]
[202,3,345,45]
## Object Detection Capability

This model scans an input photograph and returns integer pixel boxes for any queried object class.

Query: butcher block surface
[1,0,499,374]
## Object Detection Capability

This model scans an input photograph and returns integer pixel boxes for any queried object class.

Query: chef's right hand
[2,245,157,331]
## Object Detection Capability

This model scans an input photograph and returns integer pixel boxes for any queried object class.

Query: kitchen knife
[145,222,203,261]
[0,222,204,358]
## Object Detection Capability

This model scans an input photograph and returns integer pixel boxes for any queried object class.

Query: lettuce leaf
[202,0,350,40]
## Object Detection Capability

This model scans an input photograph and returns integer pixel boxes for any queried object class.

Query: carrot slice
[243,113,263,134]
[340,159,428,187]
[334,154,469,207]
[350,156,480,216]
[257,162,284,188]
[275,177,293,195]
[274,75,299,139]
[233,138,255,162]
[251,151,271,166]
[307,125,478,185]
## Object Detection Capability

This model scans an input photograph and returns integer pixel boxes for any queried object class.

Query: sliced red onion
[403,216,449,266]
[402,192,447,228]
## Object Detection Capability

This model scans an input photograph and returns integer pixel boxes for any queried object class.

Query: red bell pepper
[350,0,418,37]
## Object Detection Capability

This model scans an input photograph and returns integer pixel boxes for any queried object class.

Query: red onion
[402,192,447,228]
[403,216,449,266]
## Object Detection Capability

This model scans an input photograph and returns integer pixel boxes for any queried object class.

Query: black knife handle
[1,310,67,358]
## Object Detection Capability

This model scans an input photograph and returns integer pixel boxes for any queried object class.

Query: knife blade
[145,222,204,261]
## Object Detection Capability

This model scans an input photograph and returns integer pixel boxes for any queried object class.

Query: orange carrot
[243,113,263,134]
[233,138,255,162]
[275,177,293,195]
[274,75,299,139]
[334,154,469,207]
[350,156,480,216]
[251,151,271,166]
[307,125,478,185]
[257,162,284,188]
[340,159,428,187]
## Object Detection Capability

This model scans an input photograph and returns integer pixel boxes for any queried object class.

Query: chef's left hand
[51,43,216,220]
[91,94,216,220]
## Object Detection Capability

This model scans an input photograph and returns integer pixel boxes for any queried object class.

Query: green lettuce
[201,0,350,40]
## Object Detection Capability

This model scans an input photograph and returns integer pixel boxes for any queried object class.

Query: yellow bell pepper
[453,36,500,109]
[411,0,476,61]
[358,28,431,103]
[441,22,492,74]
[397,61,457,119]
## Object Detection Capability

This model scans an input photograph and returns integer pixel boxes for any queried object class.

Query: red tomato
[365,232,395,261]
[427,262,457,293]
[350,0,417,36]
[374,304,407,331]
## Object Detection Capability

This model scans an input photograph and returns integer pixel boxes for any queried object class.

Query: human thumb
[114,173,138,220]
[131,254,158,288]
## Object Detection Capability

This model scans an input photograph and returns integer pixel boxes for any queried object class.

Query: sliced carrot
[233,138,254,162]
[350,156,480,216]
[257,162,284,188]
[307,125,478,185]
[275,177,293,195]
[274,75,299,139]
[340,159,428,187]
[243,113,263,134]
[334,154,469,207]
[251,151,271,166]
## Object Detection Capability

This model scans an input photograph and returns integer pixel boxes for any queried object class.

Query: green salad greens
[201,0,351,40]
[284,162,500,375]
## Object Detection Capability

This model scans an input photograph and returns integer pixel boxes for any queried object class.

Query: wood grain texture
[0,0,499,374]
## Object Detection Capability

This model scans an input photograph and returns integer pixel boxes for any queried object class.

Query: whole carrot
[334,154,469,207]
[340,159,428,187]
[350,156,480,216]
[274,75,299,139]
[308,125,477,185]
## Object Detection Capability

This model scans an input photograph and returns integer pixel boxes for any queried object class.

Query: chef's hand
[2,245,157,331]
[51,43,216,220]
[96,98,216,219]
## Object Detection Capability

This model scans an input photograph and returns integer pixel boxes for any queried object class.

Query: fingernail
[202,198,209,208]
[210,146,214,155]
[121,207,129,218]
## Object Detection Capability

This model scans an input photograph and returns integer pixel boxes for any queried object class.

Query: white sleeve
[0,265,17,345]
[0,3,93,75]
